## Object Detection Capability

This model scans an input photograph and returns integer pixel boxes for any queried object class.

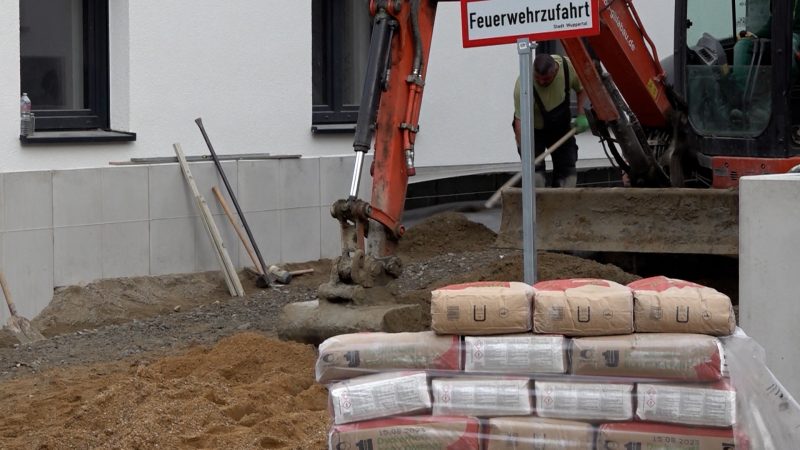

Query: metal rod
[195,118,270,287]
[517,38,537,285]
[349,151,365,199]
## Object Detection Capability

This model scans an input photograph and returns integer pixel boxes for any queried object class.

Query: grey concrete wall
[740,174,800,400]
[0,155,372,323]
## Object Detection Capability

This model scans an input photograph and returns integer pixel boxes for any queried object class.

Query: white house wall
[0,0,676,172]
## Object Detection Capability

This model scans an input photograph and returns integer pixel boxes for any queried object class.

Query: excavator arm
[319,0,685,302]
[319,0,444,303]
[562,0,685,187]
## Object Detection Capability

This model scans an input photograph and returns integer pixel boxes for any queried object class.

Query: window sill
[20,129,137,144]
[311,123,356,134]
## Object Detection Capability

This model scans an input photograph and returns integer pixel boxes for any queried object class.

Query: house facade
[0,1,674,321]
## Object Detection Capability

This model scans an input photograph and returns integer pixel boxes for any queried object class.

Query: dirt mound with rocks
[0,211,643,449]
[399,211,497,260]
[34,272,232,337]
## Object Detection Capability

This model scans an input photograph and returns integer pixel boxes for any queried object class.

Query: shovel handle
[0,272,18,317]
[289,268,315,276]
[212,186,264,275]
[533,127,578,166]
[484,127,578,209]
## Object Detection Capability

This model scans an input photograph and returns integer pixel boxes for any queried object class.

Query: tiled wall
[0,155,372,322]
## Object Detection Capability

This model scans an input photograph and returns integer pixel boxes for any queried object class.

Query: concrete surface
[740,174,800,401]
[496,187,739,254]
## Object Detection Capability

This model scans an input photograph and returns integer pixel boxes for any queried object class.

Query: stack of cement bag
[317,277,747,450]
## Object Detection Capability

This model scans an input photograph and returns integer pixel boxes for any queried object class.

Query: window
[685,0,772,137]
[19,0,109,131]
[312,0,371,128]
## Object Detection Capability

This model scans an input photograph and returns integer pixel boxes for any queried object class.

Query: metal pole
[195,118,271,287]
[517,38,537,285]
[349,151,365,199]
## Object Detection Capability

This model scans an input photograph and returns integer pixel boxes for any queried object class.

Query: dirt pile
[34,272,232,337]
[399,211,497,260]
[0,210,645,449]
[0,333,329,449]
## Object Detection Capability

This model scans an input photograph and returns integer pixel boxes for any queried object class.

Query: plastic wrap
[316,331,461,384]
[318,278,797,449]
[722,329,800,449]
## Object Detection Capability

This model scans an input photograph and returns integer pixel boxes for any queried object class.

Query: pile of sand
[0,333,329,449]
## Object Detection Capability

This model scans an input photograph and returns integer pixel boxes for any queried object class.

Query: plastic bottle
[20,93,32,136]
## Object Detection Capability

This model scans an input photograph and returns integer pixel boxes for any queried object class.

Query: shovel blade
[7,316,45,344]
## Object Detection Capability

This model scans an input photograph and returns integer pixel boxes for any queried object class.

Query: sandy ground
[0,212,648,449]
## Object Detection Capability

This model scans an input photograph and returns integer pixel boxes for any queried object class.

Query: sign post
[517,38,537,285]
[460,0,600,284]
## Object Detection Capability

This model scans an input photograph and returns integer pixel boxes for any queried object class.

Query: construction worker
[513,53,589,188]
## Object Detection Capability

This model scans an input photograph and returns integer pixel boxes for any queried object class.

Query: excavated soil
[0,211,652,449]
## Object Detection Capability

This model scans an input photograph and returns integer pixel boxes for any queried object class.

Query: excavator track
[496,187,739,255]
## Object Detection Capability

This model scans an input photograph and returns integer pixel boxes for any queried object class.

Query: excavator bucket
[496,187,739,255]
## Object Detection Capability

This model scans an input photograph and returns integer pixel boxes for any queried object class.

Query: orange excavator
[280,0,800,342]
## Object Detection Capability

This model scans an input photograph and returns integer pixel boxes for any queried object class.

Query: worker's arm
[566,57,590,133]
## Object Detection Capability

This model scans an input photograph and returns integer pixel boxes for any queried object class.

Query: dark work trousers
[517,63,579,188]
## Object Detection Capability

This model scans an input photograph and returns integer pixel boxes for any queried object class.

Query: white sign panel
[461,0,600,48]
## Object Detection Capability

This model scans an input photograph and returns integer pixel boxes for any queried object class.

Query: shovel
[1,272,45,344]
[484,127,578,209]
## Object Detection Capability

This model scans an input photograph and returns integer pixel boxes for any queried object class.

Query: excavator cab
[675,0,800,186]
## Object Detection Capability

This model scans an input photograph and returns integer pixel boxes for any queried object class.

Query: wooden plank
[173,143,245,297]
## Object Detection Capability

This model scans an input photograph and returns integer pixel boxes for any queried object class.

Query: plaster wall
[0,1,675,172]
[740,174,800,400]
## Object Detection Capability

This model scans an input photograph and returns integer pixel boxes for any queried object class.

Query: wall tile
[102,166,149,223]
[195,214,240,272]
[53,169,103,227]
[102,222,150,278]
[280,207,321,263]
[319,155,355,206]
[237,160,280,212]
[0,174,5,232]
[4,171,52,231]
[320,207,342,259]
[236,210,281,269]
[188,161,238,216]
[150,217,196,275]
[148,164,195,220]
[54,225,103,286]
[2,229,53,319]
[280,157,320,209]
[0,232,5,322]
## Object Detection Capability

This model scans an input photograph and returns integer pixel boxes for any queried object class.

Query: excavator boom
[319,0,442,303]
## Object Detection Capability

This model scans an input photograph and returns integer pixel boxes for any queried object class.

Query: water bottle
[20,93,32,136]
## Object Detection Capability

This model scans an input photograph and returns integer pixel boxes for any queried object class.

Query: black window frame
[312,0,369,127]
[20,0,109,131]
